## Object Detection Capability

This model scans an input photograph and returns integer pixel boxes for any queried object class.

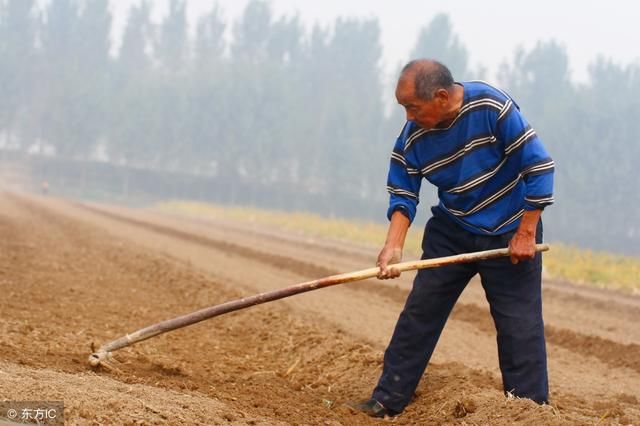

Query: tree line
[0,0,637,254]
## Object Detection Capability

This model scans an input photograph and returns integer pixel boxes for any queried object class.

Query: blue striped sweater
[387,81,554,235]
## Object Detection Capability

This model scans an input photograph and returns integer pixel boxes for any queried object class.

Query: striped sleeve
[497,104,555,211]
[386,128,422,222]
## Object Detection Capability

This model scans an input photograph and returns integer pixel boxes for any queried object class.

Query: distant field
[156,200,640,294]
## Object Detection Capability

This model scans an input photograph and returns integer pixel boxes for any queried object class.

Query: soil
[0,191,638,425]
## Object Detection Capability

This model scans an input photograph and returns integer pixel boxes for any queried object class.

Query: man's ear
[434,88,449,106]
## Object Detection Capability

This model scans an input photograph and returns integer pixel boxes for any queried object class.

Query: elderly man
[352,59,554,417]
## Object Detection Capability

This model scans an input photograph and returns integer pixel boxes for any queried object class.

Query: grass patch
[155,200,640,293]
[543,243,640,292]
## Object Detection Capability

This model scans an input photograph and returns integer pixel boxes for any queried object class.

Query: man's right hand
[376,245,403,279]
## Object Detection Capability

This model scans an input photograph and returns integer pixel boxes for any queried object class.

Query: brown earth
[0,191,638,425]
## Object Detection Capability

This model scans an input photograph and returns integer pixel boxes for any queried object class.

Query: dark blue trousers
[373,207,548,412]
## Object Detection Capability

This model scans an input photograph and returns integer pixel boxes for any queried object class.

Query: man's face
[395,77,446,130]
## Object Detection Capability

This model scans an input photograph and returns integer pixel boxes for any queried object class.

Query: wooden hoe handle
[88,244,549,366]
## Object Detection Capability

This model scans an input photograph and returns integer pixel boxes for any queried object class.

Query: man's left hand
[508,209,542,264]
[508,230,536,264]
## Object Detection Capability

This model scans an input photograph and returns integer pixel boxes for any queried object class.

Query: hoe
[89,244,549,367]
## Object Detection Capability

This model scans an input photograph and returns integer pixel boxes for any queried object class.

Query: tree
[411,14,469,80]
[108,1,154,165]
[74,0,112,158]
[568,58,640,252]
[498,41,639,253]
[0,0,38,148]
[230,0,272,65]
[35,0,113,158]
[155,0,188,74]
[76,0,111,73]
[194,4,226,70]
[37,0,81,156]
[498,40,572,118]
[118,1,152,74]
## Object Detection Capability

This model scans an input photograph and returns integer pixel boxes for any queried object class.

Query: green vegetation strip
[155,201,640,293]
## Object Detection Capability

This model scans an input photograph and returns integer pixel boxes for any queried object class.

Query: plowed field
[0,192,638,425]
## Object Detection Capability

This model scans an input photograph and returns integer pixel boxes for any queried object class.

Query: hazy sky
[109,0,640,83]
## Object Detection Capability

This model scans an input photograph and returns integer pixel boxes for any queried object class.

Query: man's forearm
[385,210,411,249]
[516,209,542,237]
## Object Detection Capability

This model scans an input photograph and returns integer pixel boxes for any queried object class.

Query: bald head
[399,59,455,100]
[395,59,463,130]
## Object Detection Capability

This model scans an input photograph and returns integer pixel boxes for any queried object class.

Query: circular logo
[6,408,18,419]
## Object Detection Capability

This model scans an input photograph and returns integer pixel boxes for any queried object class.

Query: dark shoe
[347,398,398,418]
